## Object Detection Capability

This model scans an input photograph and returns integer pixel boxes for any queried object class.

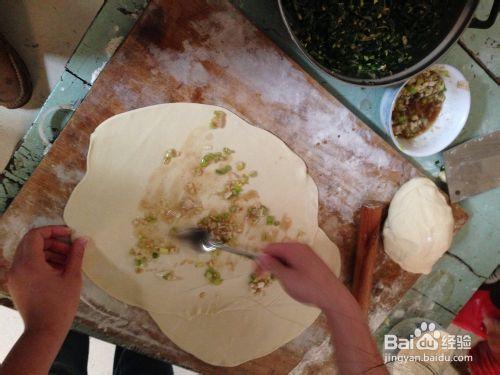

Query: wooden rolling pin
[352,202,386,315]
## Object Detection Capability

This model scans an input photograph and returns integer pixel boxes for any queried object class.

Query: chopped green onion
[236,161,246,171]
[162,271,174,280]
[407,85,417,94]
[159,247,176,254]
[231,185,242,196]
[163,148,179,164]
[261,205,269,215]
[240,175,249,184]
[210,110,226,129]
[204,267,223,285]
[215,165,232,175]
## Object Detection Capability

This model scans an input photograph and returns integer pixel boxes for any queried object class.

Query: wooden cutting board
[0,0,468,373]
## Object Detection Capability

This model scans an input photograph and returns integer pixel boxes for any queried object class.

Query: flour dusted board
[0,0,467,373]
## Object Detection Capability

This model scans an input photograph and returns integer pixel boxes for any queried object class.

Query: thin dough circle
[64,103,341,366]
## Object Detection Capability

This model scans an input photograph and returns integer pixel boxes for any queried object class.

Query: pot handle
[469,0,499,29]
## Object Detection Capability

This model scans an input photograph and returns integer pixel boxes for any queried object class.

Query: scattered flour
[52,164,85,184]
[141,7,412,223]
[289,337,337,375]
[52,164,85,185]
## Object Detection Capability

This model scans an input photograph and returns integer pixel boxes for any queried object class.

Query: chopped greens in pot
[282,0,457,79]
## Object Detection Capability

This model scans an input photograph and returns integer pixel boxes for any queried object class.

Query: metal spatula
[176,228,258,260]
[444,130,500,203]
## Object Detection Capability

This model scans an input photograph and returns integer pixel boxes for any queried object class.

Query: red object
[453,290,500,339]
[468,341,500,375]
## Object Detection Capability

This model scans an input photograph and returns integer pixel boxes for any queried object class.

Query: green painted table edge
[0,0,498,352]
[0,0,148,211]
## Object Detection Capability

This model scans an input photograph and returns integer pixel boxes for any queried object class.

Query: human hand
[257,243,348,311]
[6,226,87,338]
[485,317,500,362]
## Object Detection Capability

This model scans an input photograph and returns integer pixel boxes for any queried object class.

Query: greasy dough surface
[64,103,341,366]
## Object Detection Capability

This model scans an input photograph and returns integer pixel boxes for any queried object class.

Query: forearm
[322,288,388,375]
[1,328,66,375]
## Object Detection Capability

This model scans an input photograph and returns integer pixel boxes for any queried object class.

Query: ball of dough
[383,177,454,274]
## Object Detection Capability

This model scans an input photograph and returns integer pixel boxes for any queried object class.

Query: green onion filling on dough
[210,110,226,129]
[163,148,179,164]
[159,246,177,255]
[266,215,276,225]
[215,165,232,175]
[198,211,238,243]
[199,148,234,170]
[204,267,223,285]
[249,273,274,294]
[236,161,246,171]
[145,216,157,223]
[246,204,269,224]
[162,271,175,281]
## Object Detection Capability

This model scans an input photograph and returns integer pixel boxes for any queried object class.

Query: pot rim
[277,0,479,87]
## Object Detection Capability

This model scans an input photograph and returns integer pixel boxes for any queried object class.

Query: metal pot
[278,0,499,86]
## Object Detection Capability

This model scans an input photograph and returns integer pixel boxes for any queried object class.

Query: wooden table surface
[0,0,468,373]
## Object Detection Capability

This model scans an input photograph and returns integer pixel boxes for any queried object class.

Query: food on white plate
[392,69,446,139]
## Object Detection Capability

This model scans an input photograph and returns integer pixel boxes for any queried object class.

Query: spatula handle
[211,242,258,260]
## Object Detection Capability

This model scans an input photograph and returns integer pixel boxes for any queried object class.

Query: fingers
[34,225,71,239]
[44,239,71,253]
[34,226,71,239]
[45,250,67,265]
[264,243,311,267]
[64,238,88,277]
[16,226,72,264]
[257,254,291,280]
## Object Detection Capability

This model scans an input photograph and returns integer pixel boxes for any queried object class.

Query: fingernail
[78,237,89,246]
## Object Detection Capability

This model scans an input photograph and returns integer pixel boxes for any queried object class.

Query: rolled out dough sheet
[64,103,341,366]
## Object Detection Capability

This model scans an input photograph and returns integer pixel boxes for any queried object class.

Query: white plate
[380,64,471,157]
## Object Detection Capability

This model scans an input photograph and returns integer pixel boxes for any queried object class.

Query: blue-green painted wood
[460,0,499,79]
[0,71,90,212]
[66,0,148,84]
